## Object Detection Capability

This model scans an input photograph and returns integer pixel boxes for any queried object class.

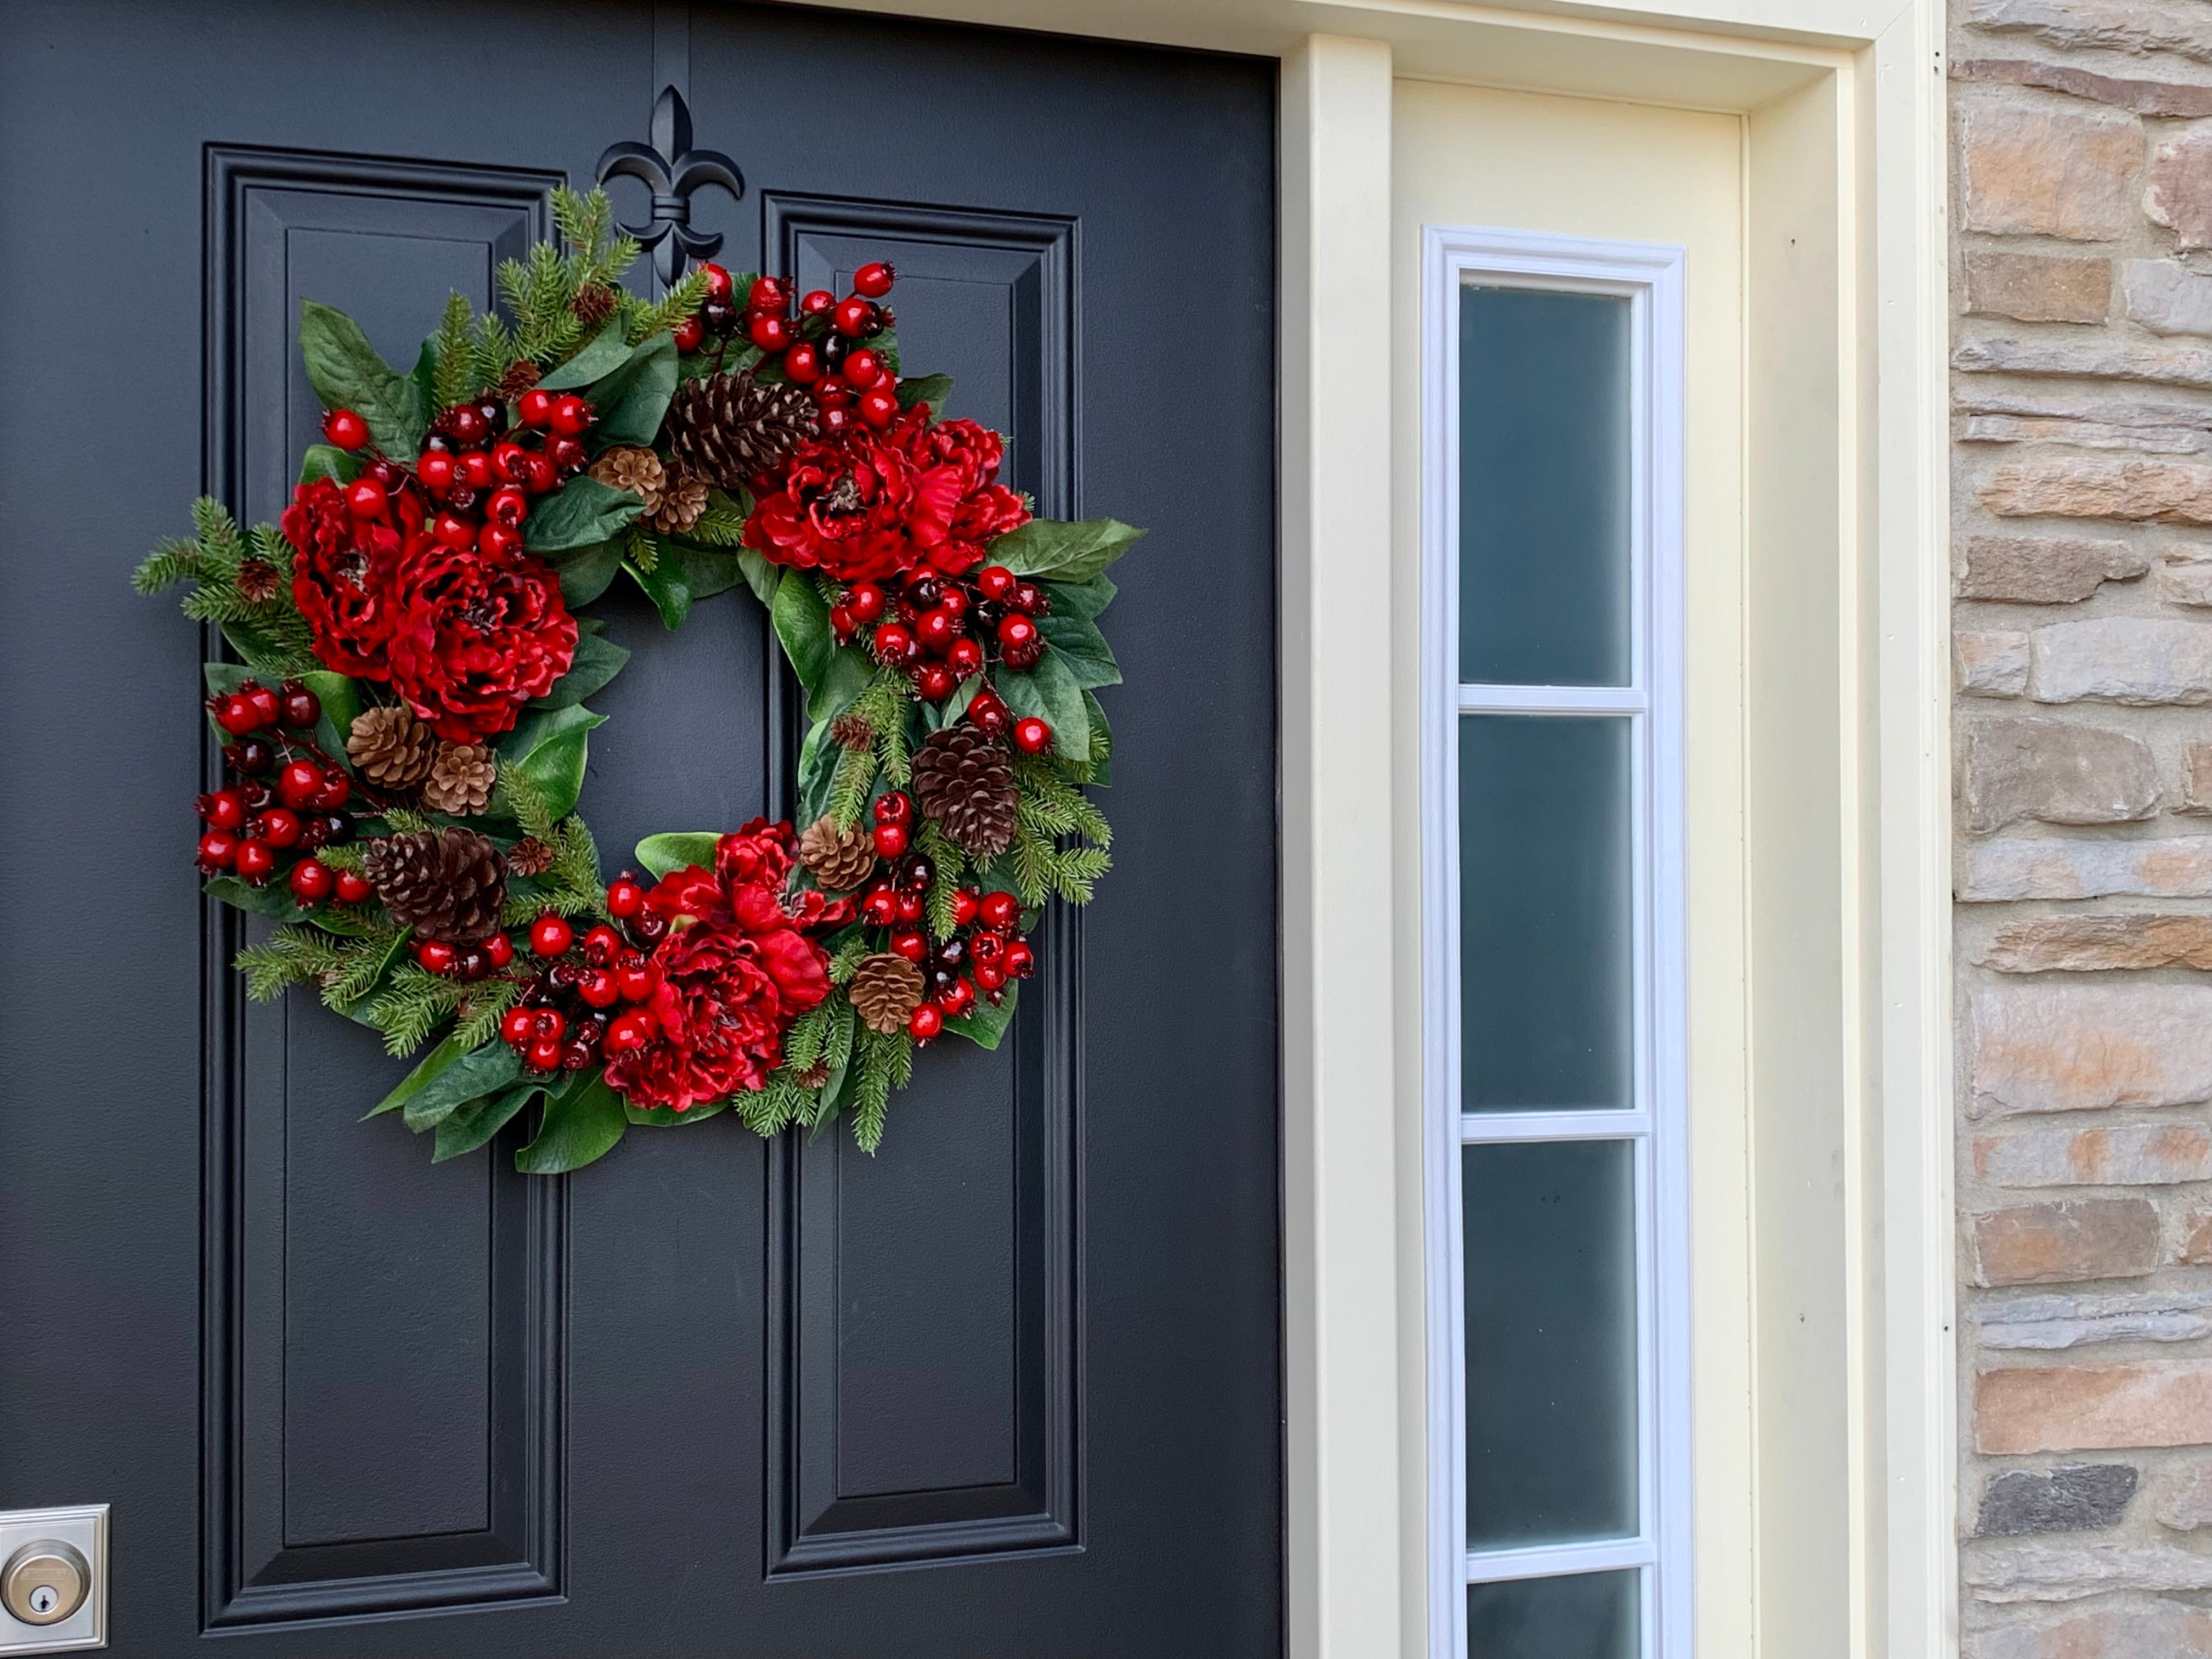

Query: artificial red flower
[381,533,577,742]
[281,476,420,678]
[897,414,1030,575]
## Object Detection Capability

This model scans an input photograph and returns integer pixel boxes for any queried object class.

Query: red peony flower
[742,407,1030,583]
[281,476,420,678]
[607,822,834,1113]
[381,533,577,743]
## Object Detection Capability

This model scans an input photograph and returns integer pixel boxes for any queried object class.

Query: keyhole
[27,1585,56,1616]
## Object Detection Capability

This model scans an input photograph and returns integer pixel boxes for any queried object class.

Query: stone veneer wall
[1952,4,2212,1651]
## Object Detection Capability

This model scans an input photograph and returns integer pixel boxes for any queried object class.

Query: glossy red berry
[842,348,884,386]
[614,957,659,1003]
[258,807,302,849]
[487,485,529,528]
[799,288,835,315]
[280,680,320,729]
[861,885,899,927]
[345,477,388,520]
[872,821,910,860]
[939,977,976,1017]
[747,312,793,351]
[274,760,321,809]
[198,789,246,831]
[334,868,373,905]
[606,875,646,918]
[946,637,984,678]
[321,408,370,450]
[287,859,332,903]
[858,387,899,428]
[872,792,913,826]
[1012,716,1053,755]
[846,582,887,624]
[526,1036,563,1073]
[312,771,351,810]
[416,449,456,493]
[997,613,1039,653]
[524,452,557,494]
[212,693,261,736]
[1003,939,1036,979]
[908,1003,944,1041]
[478,521,523,559]
[783,341,823,383]
[672,314,706,354]
[242,681,281,727]
[501,1006,537,1046]
[832,296,877,336]
[699,262,734,302]
[549,394,593,437]
[978,891,1020,932]
[975,959,1007,994]
[434,511,476,549]
[531,1008,568,1043]
[484,931,514,968]
[416,940,456,974]
[578,968,620,1009]
[913,608,957,655]
[828,603,857,641]
[581,924,623,967]
[606,1008,654,1054]
[529,914,574,957]
[913,663,956,702]
[853,262,895,299]
[872,621,917,664]
[513,388,552,428]
[890,929,929,963]
[976,565,1017,602]
[747,275,789,312]
[196,829,238,871]
[448,405,487,446]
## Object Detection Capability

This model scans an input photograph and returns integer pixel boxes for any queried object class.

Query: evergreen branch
[132,537,205,594]
[314,844,367,872]
[190,496,247,569]
[381,808,432,834]
[1048,844,1111,905]
[681,498,748,546]
[848,1028,913,1154]
[827,934,870,984]
[1009,823,1053,910]
[827,740,878,832]
[626,525,659,573]
[431,290,481,409]
[625,267,709,342]
[784,1003,834,1074]
[452,979,523,1052]
[495,766,557,840]
[234,926,346,1001]
[915,820,965,940]
[363,963,471,1056]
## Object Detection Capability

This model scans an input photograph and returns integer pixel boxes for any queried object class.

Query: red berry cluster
[495,876,669,1075]
[827,561,1056,744]
[677,261,900,437]
[856,793,1037,1042]
[194,678,372,907]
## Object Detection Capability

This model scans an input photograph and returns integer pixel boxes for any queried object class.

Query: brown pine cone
[347,705,437,789]
[798,816,876,891]
[588,444,667,513]
[235,558,280,604]
[830,710,875,751]
[849,953,925,1035]
[792,1060,831,1091]
[646,465,709,534]
[365,827,507,945]
[911,724,1019,858]
[495,358,542,399]
[422,742,497,816]
[506,836,557,877]
[571,282,620,329]
[663,367,818,489]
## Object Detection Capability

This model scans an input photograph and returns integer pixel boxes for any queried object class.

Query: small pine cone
[422,742,497,816]
[830,710,875,751]
[571,282,621,329]
[365,826,508,945]
[849,953,925,1035]
[506,836,557,878]
[495,358,542,400]
[792,1060,831,1091]
[664,367,820,489]
[235,558,280,604]
[646,465,709,534]
[911,724,1019,859]
[347,705,437,789]
[798,816,876,891]
[587,444,666,512]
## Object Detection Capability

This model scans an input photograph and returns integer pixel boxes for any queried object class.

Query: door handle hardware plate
[0,1508,104,1654]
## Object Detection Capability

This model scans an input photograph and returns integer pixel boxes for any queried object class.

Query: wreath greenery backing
[136,188,1136,1171]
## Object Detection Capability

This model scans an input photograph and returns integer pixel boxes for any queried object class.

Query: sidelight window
[1421,229,1690,1659]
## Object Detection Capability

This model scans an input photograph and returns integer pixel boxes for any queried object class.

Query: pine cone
[588,444,666,512]
[365,827,508,945]
[506,836,557,878]
[663,368,819,489]
[347,705,437,789]
[849,953,924,1035]
[571,283,620,329]
[793,1060,831,1091]
[495,358,541,400]
[830,710,876,752]
[646,465,709,534]
[422,742,497,815]
[235,558,280,605]
[911,725,1019,858]
[798,816,876,891]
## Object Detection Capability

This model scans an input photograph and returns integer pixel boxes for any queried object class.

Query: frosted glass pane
[1463,1139,1638,1547]
[1459,716,1632,1113]
[1458,284,1632,687]
[1466,1571,1640,1659]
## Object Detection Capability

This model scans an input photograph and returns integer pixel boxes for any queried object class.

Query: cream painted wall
[1390,78,1755,1656]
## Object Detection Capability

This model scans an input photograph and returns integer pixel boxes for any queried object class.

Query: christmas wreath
[137,189,1132,1170]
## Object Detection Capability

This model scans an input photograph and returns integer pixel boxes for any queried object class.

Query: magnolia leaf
[771,568,833,692]
[945,982,1019,1050]
[1037,574,1116,622]
[397,1042,522,1131]
[636,832,719,880]
[991,517,1144,584]
[202,874,309,922]
[537,319,631,391]
[529,631,630,711]
[736,548,781,609]
[526,476,642,554]
[673,544,747,603]
[808,645,874,726]
[796,722,838,828]
[1036,611,1121,690]
[896,372,952,414]
[515,1071,628,1173]
[994,651,1089,761]
[496,703,607,821]
[298,443,360,485]
[554,538,624,606]
[432,1081,540,1161]
[368,1031,471,1119]
[299,669,364,763]
[298,299,424,457]
[587,331,679,447]
[623,1099,730,1126]
[1082,689,1115,787]
[626,555,692,629]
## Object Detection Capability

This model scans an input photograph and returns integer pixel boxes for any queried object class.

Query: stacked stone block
[1954,3,2212,1649]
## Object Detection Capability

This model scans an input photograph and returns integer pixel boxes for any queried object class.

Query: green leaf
[300,669,364,763]
[1082,690,1114,787]
[536,319,631,391]
[635,831,719,880]
[796,723,838,828]
[298,443,360,485]
[554,538,625,606]
[298,298,425,456]
[945,983,1019,1050]
[410,337,441,424]
[202,874,309,923]
[525,476,642,553]
[585,331,678,447]
[496,703,607,821]
[623,1099,729,1126]
[626,555,692,628]
[432,1081,540,1161]
[994,651,1090,762]
[515,1071,628,1173]
[991,517,1145,584]
[771,568,833,691]
[934,673,984,730]
[807,645,874,726]
[398,1042,522,1131]
[736,548,780,609]
[896,372,952,413]
[529,631,630,710]
[1037,611,1121,690]
[1037,574,1117,622]
[367,1030,471,1119]
[670,544,747,603]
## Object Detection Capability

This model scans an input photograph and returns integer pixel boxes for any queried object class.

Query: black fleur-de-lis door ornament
[595,85,744,289]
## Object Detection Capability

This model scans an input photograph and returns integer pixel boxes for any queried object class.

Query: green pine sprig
[134,499,318,676]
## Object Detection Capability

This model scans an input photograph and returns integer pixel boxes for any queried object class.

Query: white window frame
[1420,225,1691,1659]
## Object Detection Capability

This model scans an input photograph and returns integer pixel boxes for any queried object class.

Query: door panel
[0,3,1277,1654]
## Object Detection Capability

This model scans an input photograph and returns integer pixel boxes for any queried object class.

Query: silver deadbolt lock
[1,1543,86,1628]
